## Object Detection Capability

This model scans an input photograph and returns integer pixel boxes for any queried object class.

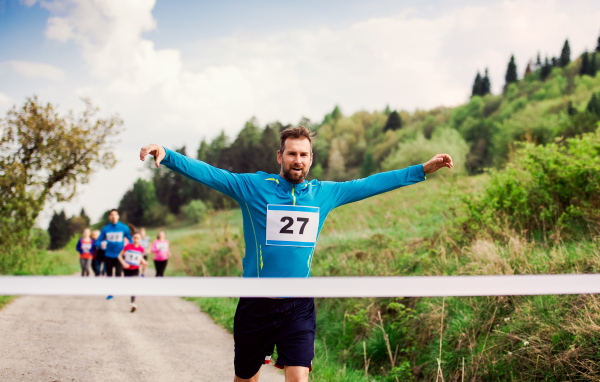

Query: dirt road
[0,291,284,381]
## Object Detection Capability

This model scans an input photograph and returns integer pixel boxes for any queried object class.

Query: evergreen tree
[471,72,482,97]
[360,152,377,177]
[587,93,600,118]
[481,69,491,95]
[383,110,402,131]
[535,52,542,68]
[79,208,90,227]
[551,57,558,67]
[567,101,577,116]
[580,51,590,76]
[541,57,552,80]
[119,178,160,226]
[590,53,598,77]
[596,33,600,52]
[505,55,518,87]
[559,39,571,67]
[384,104,391,116]
[48,210,70,250]
[524,62,533,77]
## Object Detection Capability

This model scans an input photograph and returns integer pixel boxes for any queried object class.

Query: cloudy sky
[1,0,599,226]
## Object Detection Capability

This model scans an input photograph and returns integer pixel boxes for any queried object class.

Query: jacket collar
[276,174,308,192]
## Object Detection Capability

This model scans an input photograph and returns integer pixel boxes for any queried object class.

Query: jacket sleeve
[76,239,82,254]
[329,164,426,208]
[151,240,158,254]
[124,227,132,242]
[160,147,253,202]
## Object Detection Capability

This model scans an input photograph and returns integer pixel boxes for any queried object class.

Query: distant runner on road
[151,231,170,277]
[95,209,132,277]
[75,228,94,277]
[140,126,452,382]
[118,231,148,313]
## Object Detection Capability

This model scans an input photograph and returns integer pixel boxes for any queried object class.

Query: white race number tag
[125,250,142,266]
[106,232,123,242]
[266,205,319,247]
[157,243,169,252]
[81,243,92,252]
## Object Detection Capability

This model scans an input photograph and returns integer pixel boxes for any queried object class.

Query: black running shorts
[233,297,316,379]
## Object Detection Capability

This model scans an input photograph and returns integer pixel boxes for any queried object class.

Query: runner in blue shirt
[140,126,452,382]
[95,209,132,277]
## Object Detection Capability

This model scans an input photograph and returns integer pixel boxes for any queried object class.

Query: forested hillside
[99,36,600,231]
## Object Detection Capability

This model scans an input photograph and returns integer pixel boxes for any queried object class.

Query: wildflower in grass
[504,317,510,322]
[523,341,529,346]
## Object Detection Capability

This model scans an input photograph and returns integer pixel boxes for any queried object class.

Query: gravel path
[0,287,284,381]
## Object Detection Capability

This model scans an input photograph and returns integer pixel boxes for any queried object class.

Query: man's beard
[281,164,309,183]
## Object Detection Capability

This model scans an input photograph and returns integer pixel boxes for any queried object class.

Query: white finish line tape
[0,274,599,297]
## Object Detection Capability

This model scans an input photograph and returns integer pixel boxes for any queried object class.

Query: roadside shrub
[30,228,50,250]
[460,128,600,242]
[183,200,208,224]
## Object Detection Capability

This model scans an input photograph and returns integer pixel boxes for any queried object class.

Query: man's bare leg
[233,365,308,382]
[234,367,261,382]
[285,366,309,382]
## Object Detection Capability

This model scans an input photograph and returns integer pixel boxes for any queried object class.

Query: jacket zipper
[292,185,296,205]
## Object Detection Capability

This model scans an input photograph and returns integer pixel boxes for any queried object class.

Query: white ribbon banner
[0,274,599,297]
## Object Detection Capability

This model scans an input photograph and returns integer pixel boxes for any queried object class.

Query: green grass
[0,295,16,311]
[166,175,600,380]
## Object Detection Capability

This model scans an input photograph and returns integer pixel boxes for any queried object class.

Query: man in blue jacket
[95,209,132,277]
[140,126,452,382]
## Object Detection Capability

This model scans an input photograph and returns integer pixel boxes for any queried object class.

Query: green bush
[382,127,469,176]
[183,199,208,224]
[461,128,600,242]
[30,227,50,250]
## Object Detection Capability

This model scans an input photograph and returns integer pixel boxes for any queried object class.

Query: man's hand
[423,154,453,174]
[140,144,166,168]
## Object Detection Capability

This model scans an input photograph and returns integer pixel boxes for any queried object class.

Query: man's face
[277,138,313,184]
[108,211,119,224]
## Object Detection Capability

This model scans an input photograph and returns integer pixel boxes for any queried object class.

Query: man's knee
[284,365,309,382]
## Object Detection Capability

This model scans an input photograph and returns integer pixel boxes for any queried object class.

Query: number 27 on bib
[266,205,319,247]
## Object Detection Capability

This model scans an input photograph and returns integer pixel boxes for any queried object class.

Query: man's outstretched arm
[139,144,250,200]
[331,153,453,208]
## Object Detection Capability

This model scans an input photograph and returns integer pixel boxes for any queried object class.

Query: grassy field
[155,174,600,381]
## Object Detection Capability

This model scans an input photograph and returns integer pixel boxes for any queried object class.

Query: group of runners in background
[74,209,171,312]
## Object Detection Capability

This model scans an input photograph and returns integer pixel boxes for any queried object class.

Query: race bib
[81,243,92,252]
[125,250,142,266]
[157,243,169,252]
[106,232,123,242]
[266,205,319,247]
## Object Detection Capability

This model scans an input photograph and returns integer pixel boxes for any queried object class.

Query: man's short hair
[279,126,316,154]
[109,209,119,214]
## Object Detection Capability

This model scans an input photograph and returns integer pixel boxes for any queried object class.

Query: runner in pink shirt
[151,231,171,277]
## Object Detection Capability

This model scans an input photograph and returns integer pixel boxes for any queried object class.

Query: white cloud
[0,92,14,114]
[34,0,600,224]
[1,60,66,81]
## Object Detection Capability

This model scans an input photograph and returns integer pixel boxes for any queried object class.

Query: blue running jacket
[95,222,132,258]
[162,147,426,278]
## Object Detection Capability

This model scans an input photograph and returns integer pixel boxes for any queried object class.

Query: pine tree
[596,33,600,52]
[551,57,558,67]
[505,55,518,87]
[48,210,71,250]
[590,53,598,77]
[587,93,600,117]
[524,62,533,77]
[471,72,482,97]
[481,68,491,96]
[360,152,377,177]
[580,51,590,76]
[559,39,571,67]
[541,57,552,80]
[383,110,402,131]
[79,208,90,227]
[535,52,542,68]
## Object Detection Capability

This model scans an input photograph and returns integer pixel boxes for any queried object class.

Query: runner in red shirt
[117,231,148,313]
[75,228,95,277]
